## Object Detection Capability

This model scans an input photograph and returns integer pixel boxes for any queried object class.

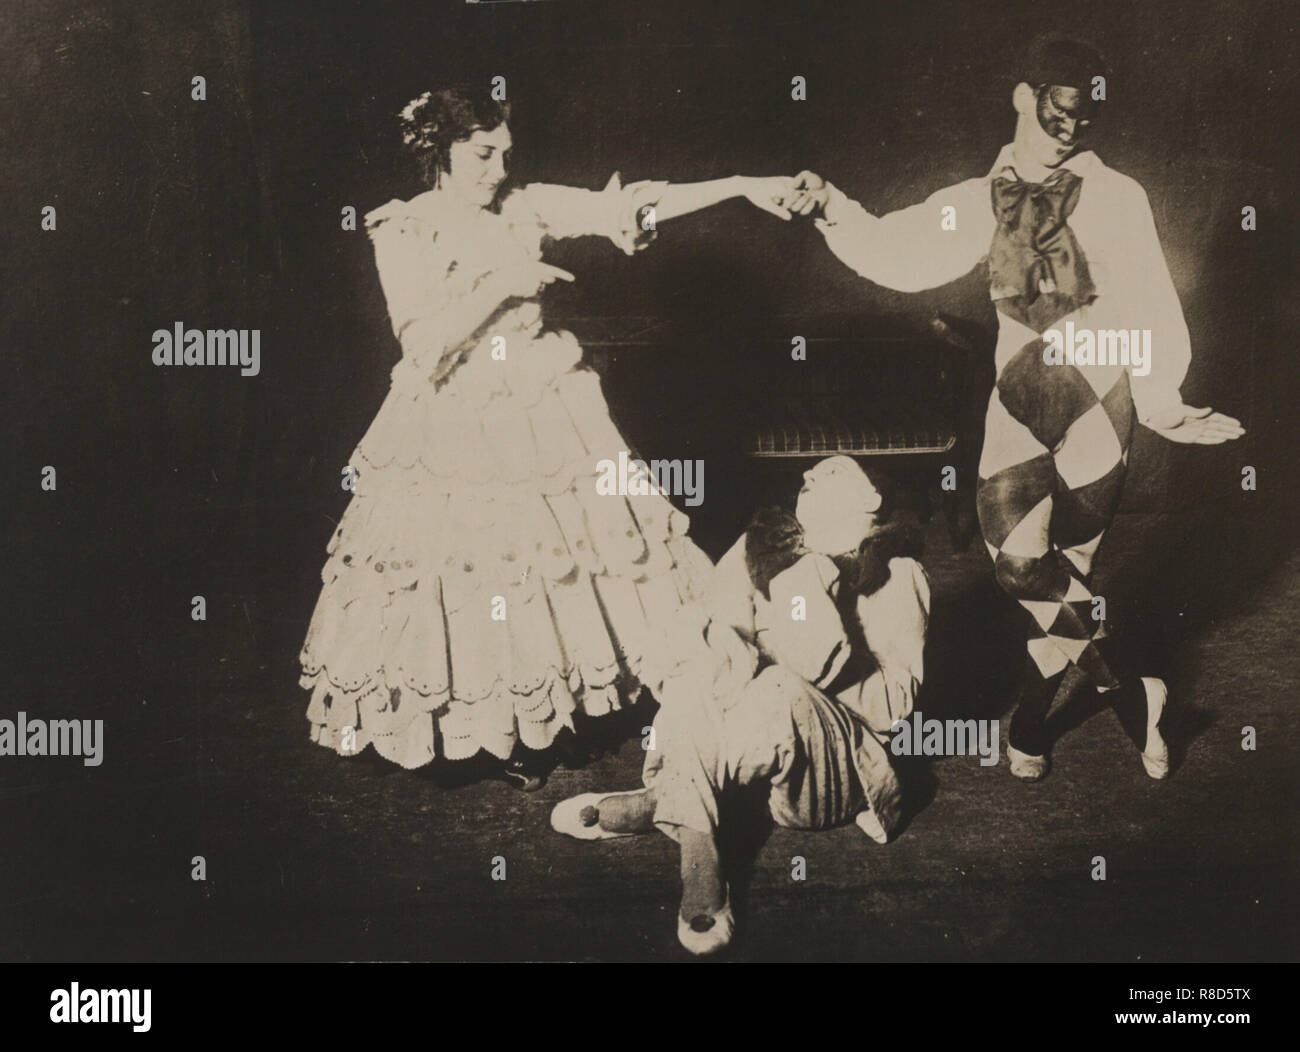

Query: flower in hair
[399,90,435,145]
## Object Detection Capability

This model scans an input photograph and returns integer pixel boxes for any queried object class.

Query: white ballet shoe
[549,791,642,841]
[1139,677,1170,779]
[677,883,734,956]
[1007,744,1050,781]
[855,806,890,844]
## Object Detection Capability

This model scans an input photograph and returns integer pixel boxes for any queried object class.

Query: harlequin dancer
[787,37,1243,780]
[298,84,797,788]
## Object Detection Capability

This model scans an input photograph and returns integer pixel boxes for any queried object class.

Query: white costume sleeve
[756,553,852,690]
[836,557,931,739]
[1121,184,1192,423]
[507,174,670,255]
[814,178,993,293]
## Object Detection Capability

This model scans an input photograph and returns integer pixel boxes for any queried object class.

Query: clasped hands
[736,170,830,221]
[490,171,832,298]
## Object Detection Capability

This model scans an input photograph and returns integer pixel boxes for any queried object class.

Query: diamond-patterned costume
[814,143,1194,748]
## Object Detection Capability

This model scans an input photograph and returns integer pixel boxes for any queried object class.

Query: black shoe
[501,757,545,792]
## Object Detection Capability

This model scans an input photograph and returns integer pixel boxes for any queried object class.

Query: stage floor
[4,507,1296,962]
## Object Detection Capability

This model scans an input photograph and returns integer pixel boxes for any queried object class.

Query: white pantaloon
[643,557,931,841]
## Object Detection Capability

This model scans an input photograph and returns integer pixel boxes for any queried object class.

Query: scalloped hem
[301,661,640,766]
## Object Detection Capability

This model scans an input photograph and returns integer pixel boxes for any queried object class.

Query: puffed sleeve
[506,173,670,255]
[364,200,486,385]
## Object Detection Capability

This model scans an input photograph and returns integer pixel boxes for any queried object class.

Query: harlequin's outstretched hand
[1145,404,1245,444]
[787,170,830,217]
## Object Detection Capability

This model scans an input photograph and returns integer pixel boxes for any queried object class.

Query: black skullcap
[1022,34,1109,95]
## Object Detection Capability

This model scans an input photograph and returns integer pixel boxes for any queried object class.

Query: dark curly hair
[398,83,512,189]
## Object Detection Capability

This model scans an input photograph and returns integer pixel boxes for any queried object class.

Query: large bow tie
[987,167,1096,333]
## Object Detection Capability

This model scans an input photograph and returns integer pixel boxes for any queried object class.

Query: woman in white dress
[299,84,795,788]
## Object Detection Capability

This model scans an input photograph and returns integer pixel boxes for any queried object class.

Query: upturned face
[795,456,883,555]
[443,123,512,207]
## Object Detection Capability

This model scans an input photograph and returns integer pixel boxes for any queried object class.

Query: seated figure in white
[552,455,932,955]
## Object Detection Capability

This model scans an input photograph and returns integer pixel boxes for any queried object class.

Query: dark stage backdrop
[3,0,1293,836]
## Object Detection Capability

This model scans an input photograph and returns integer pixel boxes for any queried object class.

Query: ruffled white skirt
[299,327,712,766]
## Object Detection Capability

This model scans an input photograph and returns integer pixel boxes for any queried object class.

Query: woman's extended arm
[511,174,796,255]
[652,175,795,222]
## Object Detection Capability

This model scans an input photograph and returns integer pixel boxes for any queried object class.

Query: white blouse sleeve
[506,174,671,255]
[363,200,485,384]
